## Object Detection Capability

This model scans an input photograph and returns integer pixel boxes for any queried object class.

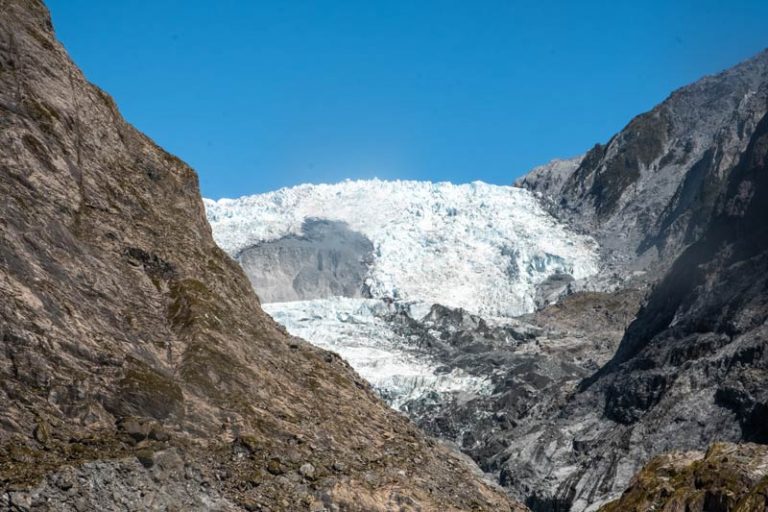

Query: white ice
[205,179,600,317]
[263,297,492,410]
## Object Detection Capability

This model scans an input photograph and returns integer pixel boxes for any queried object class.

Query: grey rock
[237,218,374,303]
[498,104,768,511]
[514,155,584,198]
[298,463,316,480]
[11,458,240,512]
[518,49,768,282]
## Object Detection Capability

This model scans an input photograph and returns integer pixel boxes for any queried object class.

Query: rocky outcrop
[0,1,525,510]
[495,104,768,510]
[236,218,374,303]
[599,443,768,512]
[514,156,583,201]
[518,49,768,278]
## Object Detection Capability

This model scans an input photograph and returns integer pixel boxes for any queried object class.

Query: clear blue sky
[47,1,768,199]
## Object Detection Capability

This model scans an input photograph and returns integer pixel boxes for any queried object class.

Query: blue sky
[47,1,768,199]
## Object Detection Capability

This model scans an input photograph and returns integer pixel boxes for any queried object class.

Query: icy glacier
[205,179,600,410]
[205,179,600,317]
[263,298,492,409]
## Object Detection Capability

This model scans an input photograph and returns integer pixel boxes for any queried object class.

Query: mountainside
[518,49,768,278]
[204,173,649,511]
[599,443,768,512]
[0,2,524,510]
[201,45,768,512]
[495,105,768,511]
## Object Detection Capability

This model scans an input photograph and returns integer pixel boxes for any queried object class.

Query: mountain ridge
[0,1,523,510]
[497,48,768,511]
[518,47,768,279]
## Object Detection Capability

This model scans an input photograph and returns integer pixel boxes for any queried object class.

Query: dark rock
[136,449,155,469]
[117,417,152,443]
[266,458,285,476]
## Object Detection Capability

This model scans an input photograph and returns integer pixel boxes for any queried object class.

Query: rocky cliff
[518,50,768,279]
[0,1,524,510]
[496,101,768,510]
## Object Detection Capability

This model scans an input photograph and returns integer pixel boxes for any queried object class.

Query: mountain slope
[0,1,524,510]
[496,104,768,511]
[518,49,768,277]
[599,443,768,512]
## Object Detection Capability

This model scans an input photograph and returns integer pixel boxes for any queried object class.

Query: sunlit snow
[205,179,599,317]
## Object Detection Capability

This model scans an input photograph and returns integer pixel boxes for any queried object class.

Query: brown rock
[600,443,768,512]
[0,1,525,511]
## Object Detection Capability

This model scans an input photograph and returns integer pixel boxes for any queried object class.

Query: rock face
[514,156,583,200]
[495,105,768,510]
[236,218,374,303]
[599,443,768,512]
[0,1,525,510]
[518,50,768,277]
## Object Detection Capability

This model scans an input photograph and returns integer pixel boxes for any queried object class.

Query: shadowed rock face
[0,2,524,510]
[237,218,374,303]
[496,108,768,511]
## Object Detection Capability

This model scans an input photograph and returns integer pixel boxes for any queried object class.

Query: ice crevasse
[204,179,600,317]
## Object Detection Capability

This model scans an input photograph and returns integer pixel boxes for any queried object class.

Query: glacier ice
[205,179,601,410]
[205,179,600,317]
[263,297,492,410]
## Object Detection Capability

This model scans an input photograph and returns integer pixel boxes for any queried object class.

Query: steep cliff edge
[0,1,524,510]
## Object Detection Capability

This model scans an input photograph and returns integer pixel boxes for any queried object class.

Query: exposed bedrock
[0,1,523,510]
[518,49,768,280]
[236,218,374,303]
[496,106,768,512]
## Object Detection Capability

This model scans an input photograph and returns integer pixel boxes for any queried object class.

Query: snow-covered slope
[205,179,599,317]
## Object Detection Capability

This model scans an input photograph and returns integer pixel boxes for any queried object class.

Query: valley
[205,50,768,511]
[1,1,768,511]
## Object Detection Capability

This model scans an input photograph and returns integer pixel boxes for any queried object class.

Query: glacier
[205,179,600,317]
[205,179,601,411]
[263,298,492,409]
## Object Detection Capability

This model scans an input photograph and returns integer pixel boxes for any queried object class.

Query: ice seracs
[205,178,600,317]
[263,298,492,409]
